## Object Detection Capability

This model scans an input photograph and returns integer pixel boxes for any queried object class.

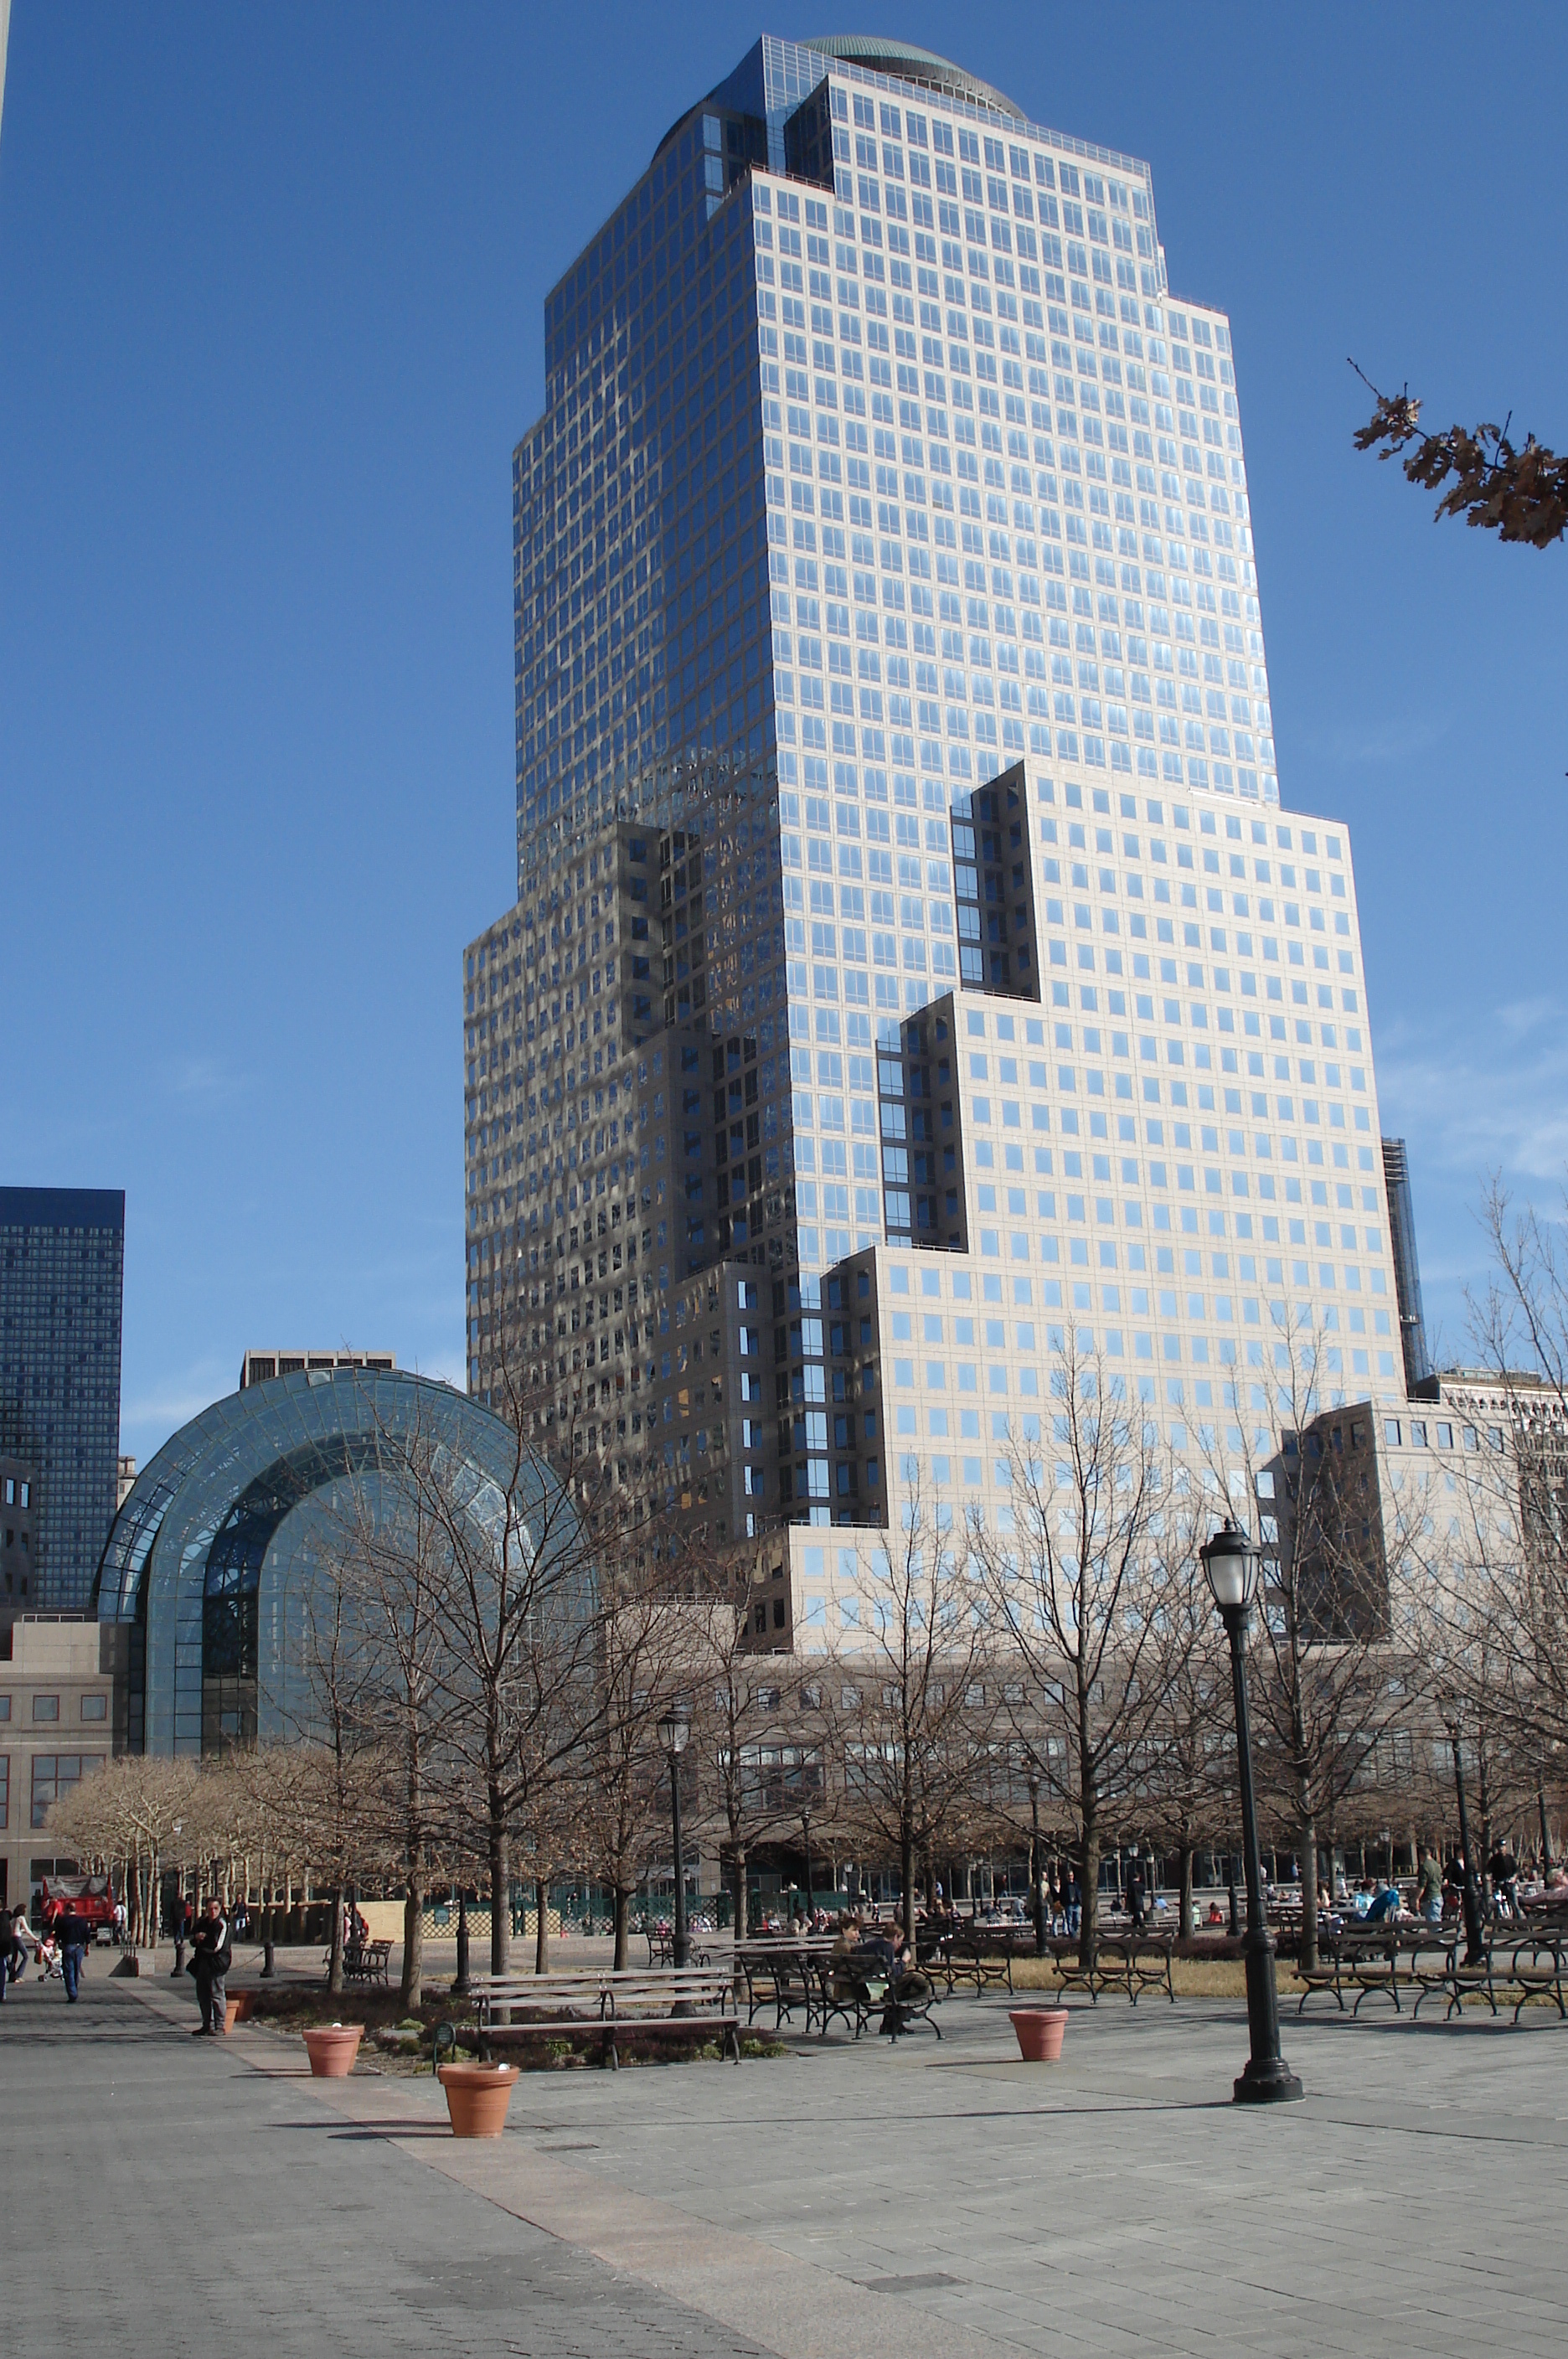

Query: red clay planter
[302,2023,364,2077]
[1009,2006,1070,2062]
[224,1992,257,2031]
[438,2061,518,2138]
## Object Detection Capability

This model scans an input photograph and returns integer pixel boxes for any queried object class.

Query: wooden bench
[472,1967,740,2068]
[734,1941,834,2034]
[644,1928,714,1968]
[938,1928,1024,1996]
[1045,1932,1175,2004]
[1411,1926,1568,2024]
[1297,1923,1412,2015]
[343,1938,393,1985]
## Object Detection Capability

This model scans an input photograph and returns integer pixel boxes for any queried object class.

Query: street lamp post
[454,1891,470,1994]
[1441,1701,1487,1968]
[1201,1520,1303,2105]
[658,1705,691,1969]
[1027,1769,1045,1957]
[800,1804,814,1923]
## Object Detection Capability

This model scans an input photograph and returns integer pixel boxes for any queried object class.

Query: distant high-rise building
[464,37,1407,1632]
[0,1188,125,1609]
[238,1349,396,1391]
[1381,1138,1431,1393]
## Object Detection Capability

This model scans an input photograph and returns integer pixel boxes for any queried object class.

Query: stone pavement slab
[6,1957,1568,2358]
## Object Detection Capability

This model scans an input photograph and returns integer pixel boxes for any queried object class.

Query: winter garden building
[462,34,1408,1645]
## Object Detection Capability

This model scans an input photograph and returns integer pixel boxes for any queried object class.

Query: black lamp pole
[659,1705,691,1969]
[454,1891,470,1994]
[800,1807,813,1921]
[1202,1520,1303,2106]
[1028,1770,1045,1956]
[1445,1711,1487,1968]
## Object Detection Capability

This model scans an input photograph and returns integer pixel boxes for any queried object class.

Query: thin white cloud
[1379,1009,1568,1183]
[163,1055,248,1103]
[1310,710,1452,767]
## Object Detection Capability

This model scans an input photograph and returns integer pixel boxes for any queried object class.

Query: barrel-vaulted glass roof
[95,1367,589,1757]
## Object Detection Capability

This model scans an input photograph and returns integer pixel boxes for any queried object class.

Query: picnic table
[472,1965,741,2067]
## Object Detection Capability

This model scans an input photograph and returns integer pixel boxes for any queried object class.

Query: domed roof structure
[802,36,1024,121]
[95,1367,590,1757]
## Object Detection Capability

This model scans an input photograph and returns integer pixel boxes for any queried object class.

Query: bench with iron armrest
[322,1938,394,1986]
[473,1966,741,2067]
[1296,1922,1415,2015]
[1044,1932,1173,2004]
[1409,1924,1568,2024]
[734,1941,833,2033]
[938,1928,1023,1997]
[644,1929,714,1968]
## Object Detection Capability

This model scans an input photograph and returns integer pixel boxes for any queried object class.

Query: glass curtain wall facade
[0,1187,125,1610]
[465,36,1404,1618]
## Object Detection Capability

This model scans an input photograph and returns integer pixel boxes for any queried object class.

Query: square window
[33,1695,59,1723]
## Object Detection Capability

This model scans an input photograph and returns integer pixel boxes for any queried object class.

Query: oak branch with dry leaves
[1351,364,1568,549]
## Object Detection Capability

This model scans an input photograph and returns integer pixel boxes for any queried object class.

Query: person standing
[191,1898,231,2036]
[1,1907,27,2003]
[1416,1845,1444,1925]
[57,1906,91,2003]
[171,1896,193,1978]
[1126,1853,1148,1935]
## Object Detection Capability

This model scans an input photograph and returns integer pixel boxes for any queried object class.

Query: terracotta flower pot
[302,2023,364,2077]
[1009,2006,1070,2062]
[224,1991,257,2031]
[438,2062,518,2138]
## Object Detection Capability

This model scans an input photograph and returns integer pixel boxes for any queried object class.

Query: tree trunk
[900,1818,916,1949]
[488,1799,510,1974]
[1079,1817,1100,1969]
[1179,1840,1194,1941]
[1298,1805,1318,1974]
[534,1876,549,1973]
[400,1880,424,2011]
[328,1882,345,1995]
[613,1883,630,1970]
[731,1839,748,1943]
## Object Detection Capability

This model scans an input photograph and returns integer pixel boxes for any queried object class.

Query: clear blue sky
[3,4,1565,1465]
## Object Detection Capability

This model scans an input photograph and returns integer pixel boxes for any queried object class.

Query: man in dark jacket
[57,1907,91,2003]
[191,1899,231,2036]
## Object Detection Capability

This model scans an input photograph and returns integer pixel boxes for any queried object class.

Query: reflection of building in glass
[94,1367,586,1756]
[3,1456,39,1602]
[462,37,1412,1647]
[1380,1138,1431,1393]
[0,1187,125,1610]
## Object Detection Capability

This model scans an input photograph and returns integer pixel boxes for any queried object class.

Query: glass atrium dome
[94,1367,587,1756]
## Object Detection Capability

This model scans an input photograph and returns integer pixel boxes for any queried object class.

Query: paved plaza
[3,1958,1566,2357]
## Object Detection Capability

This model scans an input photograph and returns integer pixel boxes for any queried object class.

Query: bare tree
[974,1340,1194,1964]
[690,1569,797,1944]
[575,1575,697,1967]
[1226,1325,1425,1974]
[417,1345,605,1976]
[822,1469,998,1932]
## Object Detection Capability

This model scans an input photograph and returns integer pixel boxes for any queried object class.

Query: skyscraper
[0,1187,126,1609]
[465,36,1405,1635]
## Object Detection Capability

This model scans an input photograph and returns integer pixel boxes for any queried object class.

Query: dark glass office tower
[0,1188,126,1609]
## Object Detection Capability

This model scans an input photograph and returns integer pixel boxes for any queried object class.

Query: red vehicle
[39,1873,117,1933]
